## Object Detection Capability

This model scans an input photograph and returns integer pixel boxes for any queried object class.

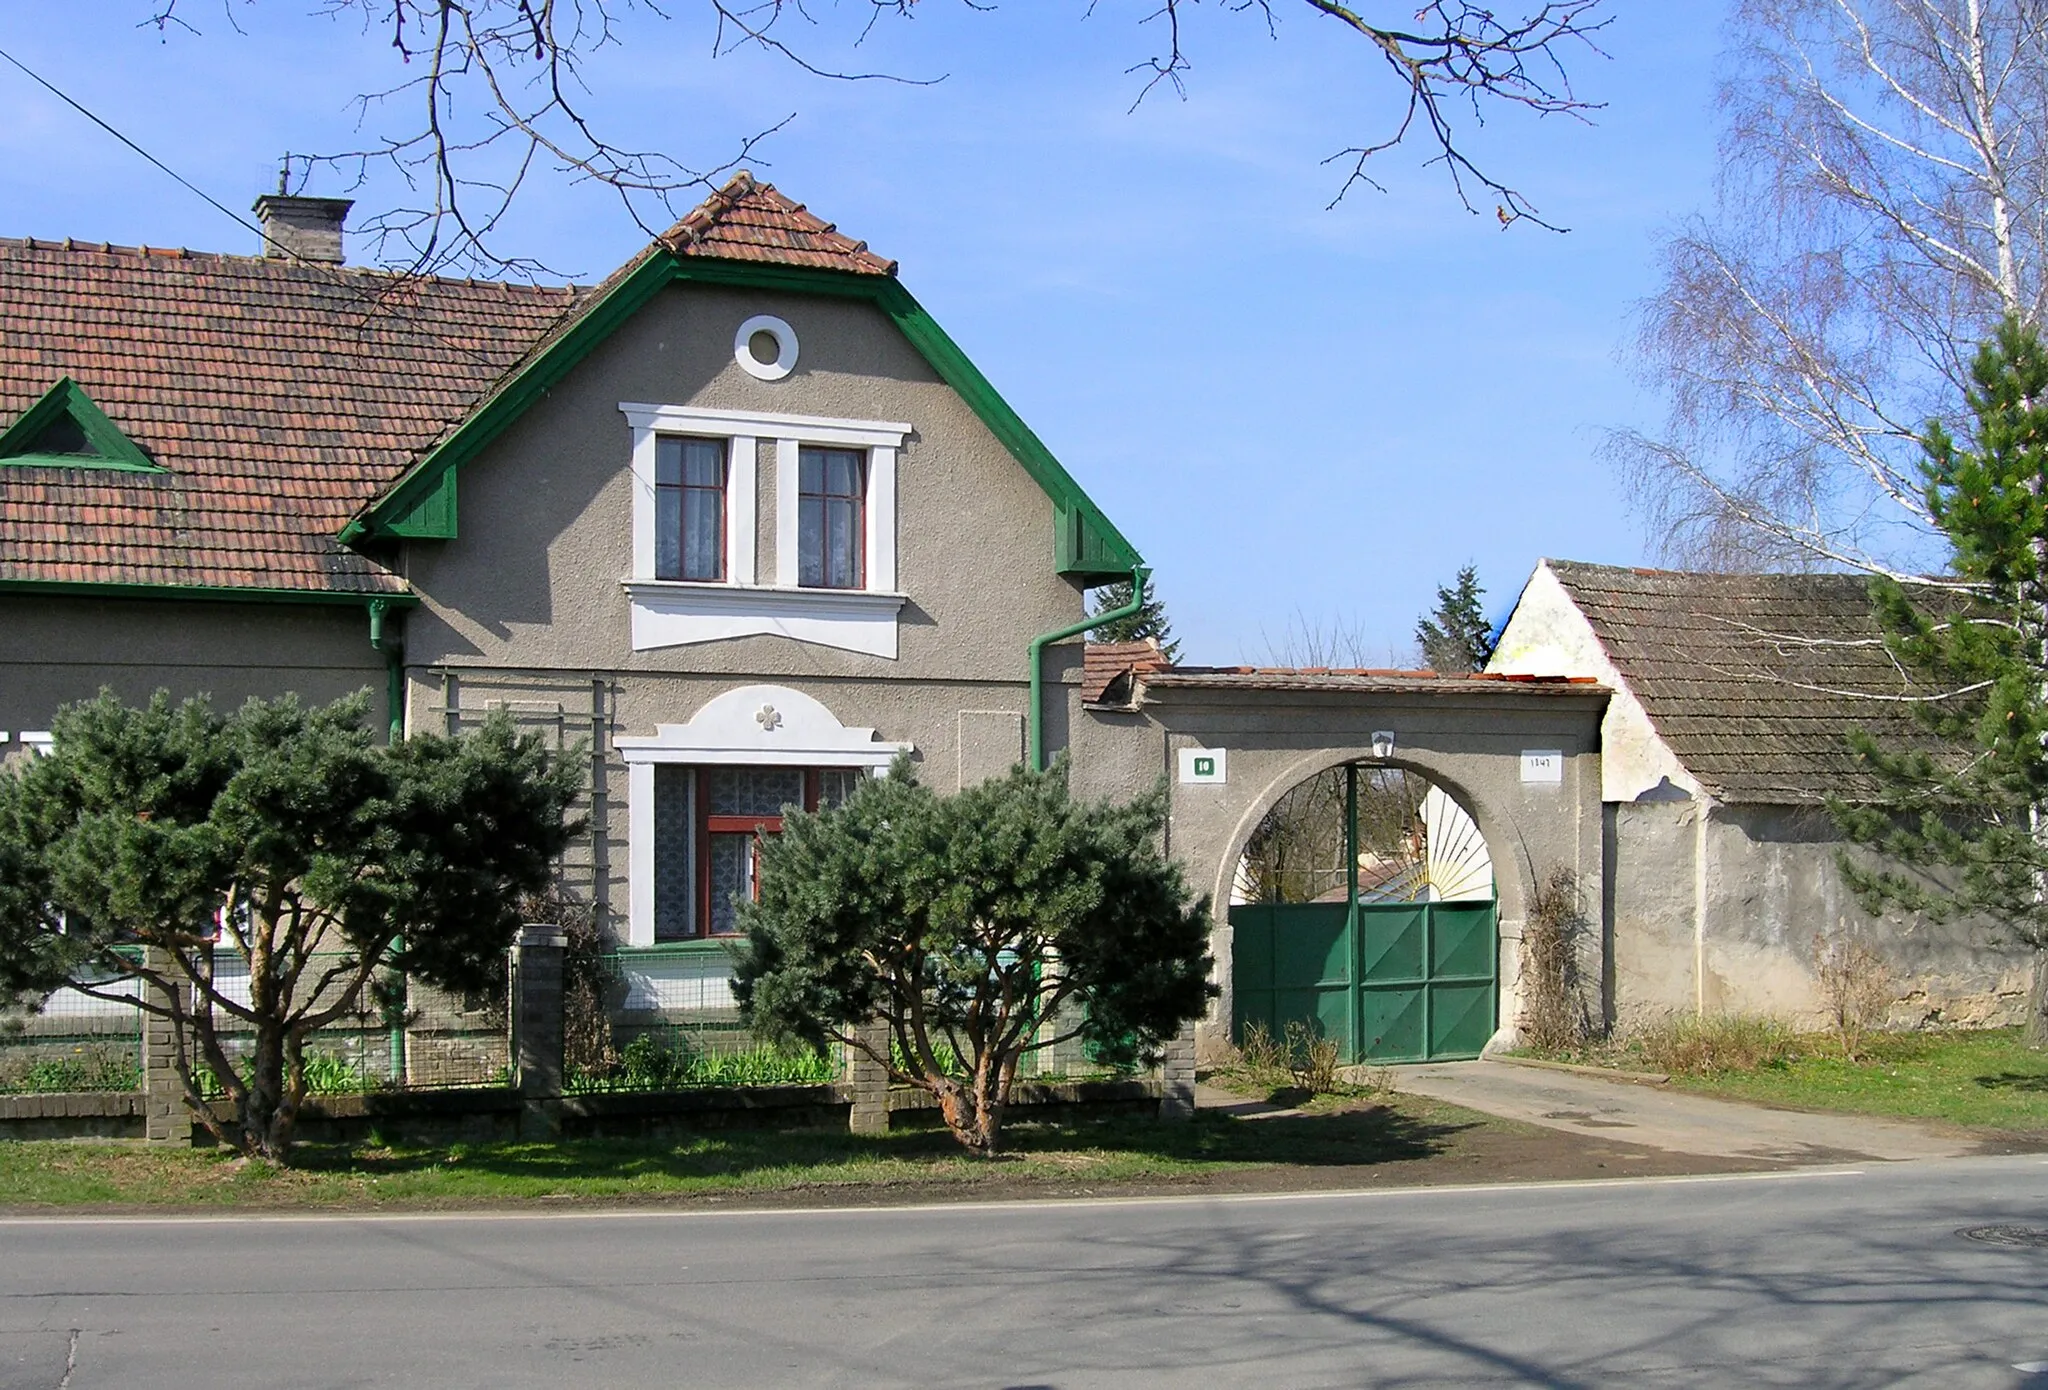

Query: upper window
[798,447,866,590]
[654,436,727,582]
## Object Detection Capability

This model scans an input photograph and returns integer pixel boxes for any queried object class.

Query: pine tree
[734,756,1214,1154]
[1830,319,2048,1045]
[1415,564,1495,672]
[1090,574,1181,662]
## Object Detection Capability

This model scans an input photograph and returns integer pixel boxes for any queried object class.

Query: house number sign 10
[1178,748,1227,785]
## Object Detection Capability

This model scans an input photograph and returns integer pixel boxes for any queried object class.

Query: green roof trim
[0,578,418,608]
[0,377,163,473]
[341,254,1143,583]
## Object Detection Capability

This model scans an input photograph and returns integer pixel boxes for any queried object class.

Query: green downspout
[1027,565,1149,773]
[366,599,404,745]
[366,598,408,1082]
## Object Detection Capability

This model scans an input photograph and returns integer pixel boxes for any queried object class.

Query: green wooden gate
[1230,898,1498,1063]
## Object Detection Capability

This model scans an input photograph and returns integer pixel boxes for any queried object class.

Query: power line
[0,41,272,248]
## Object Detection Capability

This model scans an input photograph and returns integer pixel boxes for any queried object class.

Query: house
[1490,559,2034,1028]
[0,174,1149,1021]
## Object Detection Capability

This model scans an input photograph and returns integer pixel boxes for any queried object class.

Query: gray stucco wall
[399,281,1087,684]
[391,278,1131,938]
[0,596,388,750]
[1606,796,2032,1030]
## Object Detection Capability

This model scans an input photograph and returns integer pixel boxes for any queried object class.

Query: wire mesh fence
[188,951,512,1094]
[0,975,143,1095]
[563,950,841,1093]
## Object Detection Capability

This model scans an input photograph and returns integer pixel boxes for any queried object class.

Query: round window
[734,314,798,381]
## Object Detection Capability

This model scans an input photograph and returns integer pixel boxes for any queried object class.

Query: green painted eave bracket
[341,254,1143,579]
[0,377,163,474]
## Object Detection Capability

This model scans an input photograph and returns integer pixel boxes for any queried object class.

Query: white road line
[0,1165,1869,1228]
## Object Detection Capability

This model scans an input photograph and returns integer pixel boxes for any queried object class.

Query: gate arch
[1070,669,1608,1062]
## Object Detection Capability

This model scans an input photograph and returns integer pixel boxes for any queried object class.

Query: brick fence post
[141,948,192,1146]
[1159,1022,1197,1121]
[512,925,567,1137]
[846,1021,891,1135]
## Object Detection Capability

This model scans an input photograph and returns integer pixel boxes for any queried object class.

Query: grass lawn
[0,1089,1750,1210]
[0,1100,1464,1209]
[1632,1027,2048,1130]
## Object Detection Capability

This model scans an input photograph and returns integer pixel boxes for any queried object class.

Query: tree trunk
[930,1071,1008,1155]
[237,1022,305,1162]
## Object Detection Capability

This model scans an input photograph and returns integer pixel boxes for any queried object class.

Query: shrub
[1812,931,1894,1061]
[1520,867,1592,1053]
[1226,1020,1344,1096]
[0,1044,141,1094]
[1630,1013,1802,1075]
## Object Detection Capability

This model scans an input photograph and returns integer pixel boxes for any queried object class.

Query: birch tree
[1614,0,2048,579]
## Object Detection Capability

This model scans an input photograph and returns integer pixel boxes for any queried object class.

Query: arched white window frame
[616,685,914,947]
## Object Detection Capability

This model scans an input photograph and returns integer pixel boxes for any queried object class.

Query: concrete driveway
[1392,1059,1979,1162]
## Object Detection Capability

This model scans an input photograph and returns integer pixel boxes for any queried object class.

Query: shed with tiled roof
[1491,559,1932,805]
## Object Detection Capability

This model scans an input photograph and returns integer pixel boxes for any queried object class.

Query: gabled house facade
[1491,559,2033,1028]
[0,177,1147,1007]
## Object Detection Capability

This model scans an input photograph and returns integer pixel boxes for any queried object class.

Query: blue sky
[0,3,1727,662]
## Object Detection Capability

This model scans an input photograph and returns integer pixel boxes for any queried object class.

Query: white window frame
[619,403,910,659]
[617,684,913,947]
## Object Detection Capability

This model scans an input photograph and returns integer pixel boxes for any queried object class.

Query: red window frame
[796,446,866,590]
[696,769,825,937]
[655,435,728,582]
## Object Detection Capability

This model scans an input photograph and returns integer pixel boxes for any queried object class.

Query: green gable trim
[0,577,418,608]
[0,378,162,474]
[342,255,1144,582]
[338,250,675,547]
[382,466,458,540]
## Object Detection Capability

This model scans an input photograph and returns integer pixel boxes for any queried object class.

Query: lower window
[653,765,865,940]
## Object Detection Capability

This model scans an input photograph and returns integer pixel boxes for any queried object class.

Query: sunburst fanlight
[1357,785,1493,904]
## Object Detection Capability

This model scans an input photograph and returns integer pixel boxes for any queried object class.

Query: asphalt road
[3,1157,2048,1389]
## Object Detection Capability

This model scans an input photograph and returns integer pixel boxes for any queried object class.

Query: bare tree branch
[137,0,1607,277]
[1617,0,2048,575]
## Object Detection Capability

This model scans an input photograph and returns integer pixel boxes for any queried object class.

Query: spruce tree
[1089,575,1181,662]
[1830,319,2048,1045]
[1415,564,1495,672]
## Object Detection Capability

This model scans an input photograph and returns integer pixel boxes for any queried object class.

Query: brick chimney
[252,194,353,265]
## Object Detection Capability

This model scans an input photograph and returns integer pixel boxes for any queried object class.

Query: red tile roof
[657,173,896,276]
[0,241,580,594]
[1081,639,1172,704]
[0,174,895,597]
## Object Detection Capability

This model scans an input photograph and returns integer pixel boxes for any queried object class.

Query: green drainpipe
[366,599,404,746]
[1027,565,1149,773]
[366,598,408,1081]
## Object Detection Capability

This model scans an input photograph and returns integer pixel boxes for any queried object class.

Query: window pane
[682,486,723,581]
[655,436,683,486]
[654,487,683,581]
[827,451,862,495]
[707,833,754,936]
[683,438,724,486]
[653,767,694,940]
[709,767,805,816]
[798,497,824,587]
[818,769,863,809]
[799,451,822,494]
[827,498,860,588]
